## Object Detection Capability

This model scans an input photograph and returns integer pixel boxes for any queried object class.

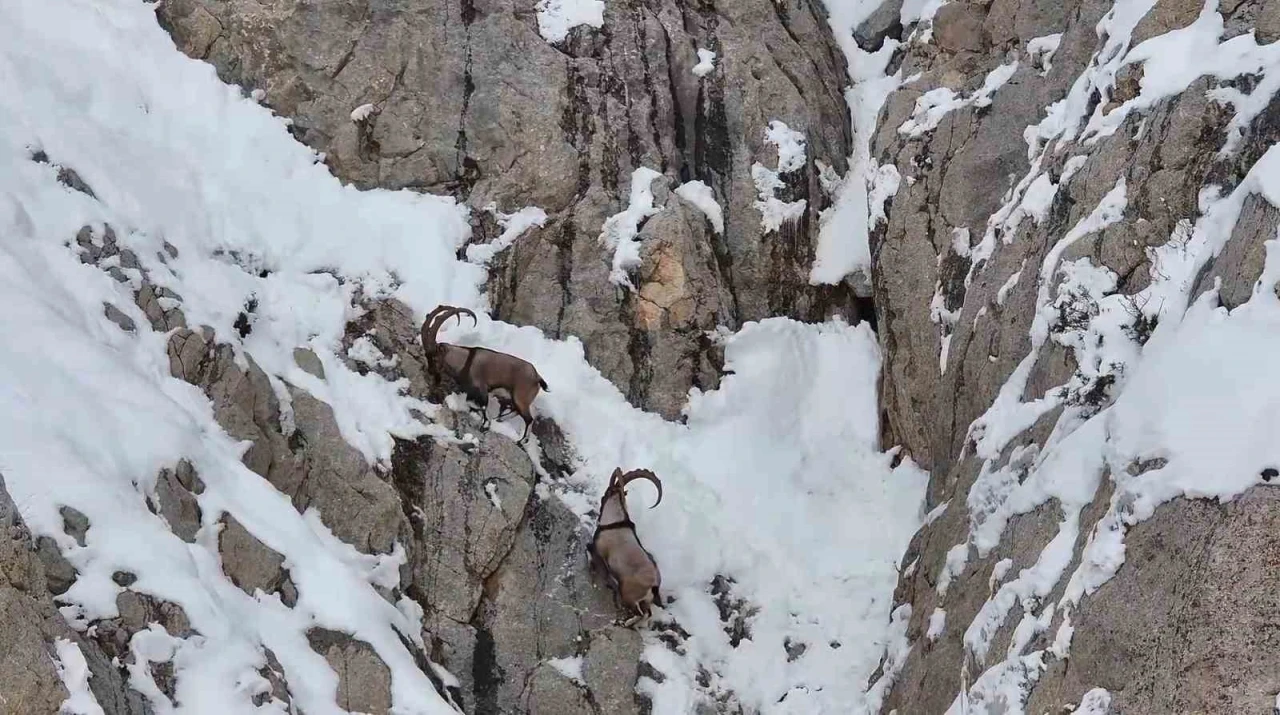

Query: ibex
[419,305,549,441]
[590,468,664,627]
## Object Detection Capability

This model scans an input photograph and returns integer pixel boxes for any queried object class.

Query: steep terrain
[4,0,1279,712]
[861,0,1280,712]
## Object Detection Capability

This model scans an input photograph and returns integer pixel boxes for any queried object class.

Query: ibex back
[590,468,663,627]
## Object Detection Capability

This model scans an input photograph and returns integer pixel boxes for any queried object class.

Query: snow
[898,61,1018,137]
[692,48,716,77]
[901,0,948,26]
[926,608,946,641]
[547,656,585,684]
[674,180,724,234]
[347,336,399,369]
[1070,688,1111,714]
[751,122,809,233]
[349,103,375,122]
[1082,4,1280,152]
[599,167,664,288]
[1027,33,1062,77]
[996,260,1025,305]
[465,204,548,266]
[54,638,106,715]
[811,1,904,289]
[535,0,605,44]
[0,0,929,712]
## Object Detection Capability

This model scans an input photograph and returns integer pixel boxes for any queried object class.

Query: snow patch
[349,103,375,122]
[547,656,585,684]
[535,0,605,44]
[599,167,664,288]
[1027,33,1062,77]
[1070,688,1112,714]
[752,121,808,233]
[926,608,946,641]
[898,61,1018,137]
[53,639,106,715]
[674,180,724,234]
[466,204,548,266]
[692,48,717,77]
[809,28,902,289]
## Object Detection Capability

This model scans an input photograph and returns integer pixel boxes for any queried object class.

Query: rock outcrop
[0,472,153,715]
[866,0,1280,711]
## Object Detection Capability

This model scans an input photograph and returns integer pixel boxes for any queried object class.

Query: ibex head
[600,467,663,516]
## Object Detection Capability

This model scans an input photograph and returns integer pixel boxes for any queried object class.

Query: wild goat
[419,305,549,441]
[590,468,664,627]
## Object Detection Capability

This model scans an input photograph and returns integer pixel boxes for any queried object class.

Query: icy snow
[535,0,605,44]
[674,180,724,234]
[751,121,809,233]
[599,167,664,288]
[926,608,946,641]
[54,638,107,715]
[1070,688,1112,714]
[0,0,929,712]
[347,336,399,369]
[692,48,717,77]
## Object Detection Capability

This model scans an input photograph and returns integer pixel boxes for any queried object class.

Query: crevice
[633,6,669,173]
[554,218,576,339]
[660,22,690,182]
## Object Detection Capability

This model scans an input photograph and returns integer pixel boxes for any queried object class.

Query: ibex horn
[620,469,663,509]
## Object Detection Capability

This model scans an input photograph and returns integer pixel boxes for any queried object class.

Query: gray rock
[103,302,137,332]
[854,0,905,51]
[932,3,989,54]
[0,473,154,714]
[308,628,394,714]
[218,513,289,599]
[153,464,202,542]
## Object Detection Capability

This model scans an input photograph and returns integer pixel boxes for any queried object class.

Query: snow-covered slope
[0,0,926,712]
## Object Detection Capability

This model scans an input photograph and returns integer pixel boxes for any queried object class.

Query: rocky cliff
[865,0,1280,711]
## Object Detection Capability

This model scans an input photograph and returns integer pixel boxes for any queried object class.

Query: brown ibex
[419,305,549,441]
[590,468,664,627]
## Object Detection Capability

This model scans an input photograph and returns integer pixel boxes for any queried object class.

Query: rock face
[866,0,1280,712]
[157,0,867,420]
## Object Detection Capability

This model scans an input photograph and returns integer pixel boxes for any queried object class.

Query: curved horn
[421,305,472,353]
[620,469,663,509]
[452,307,479,328]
